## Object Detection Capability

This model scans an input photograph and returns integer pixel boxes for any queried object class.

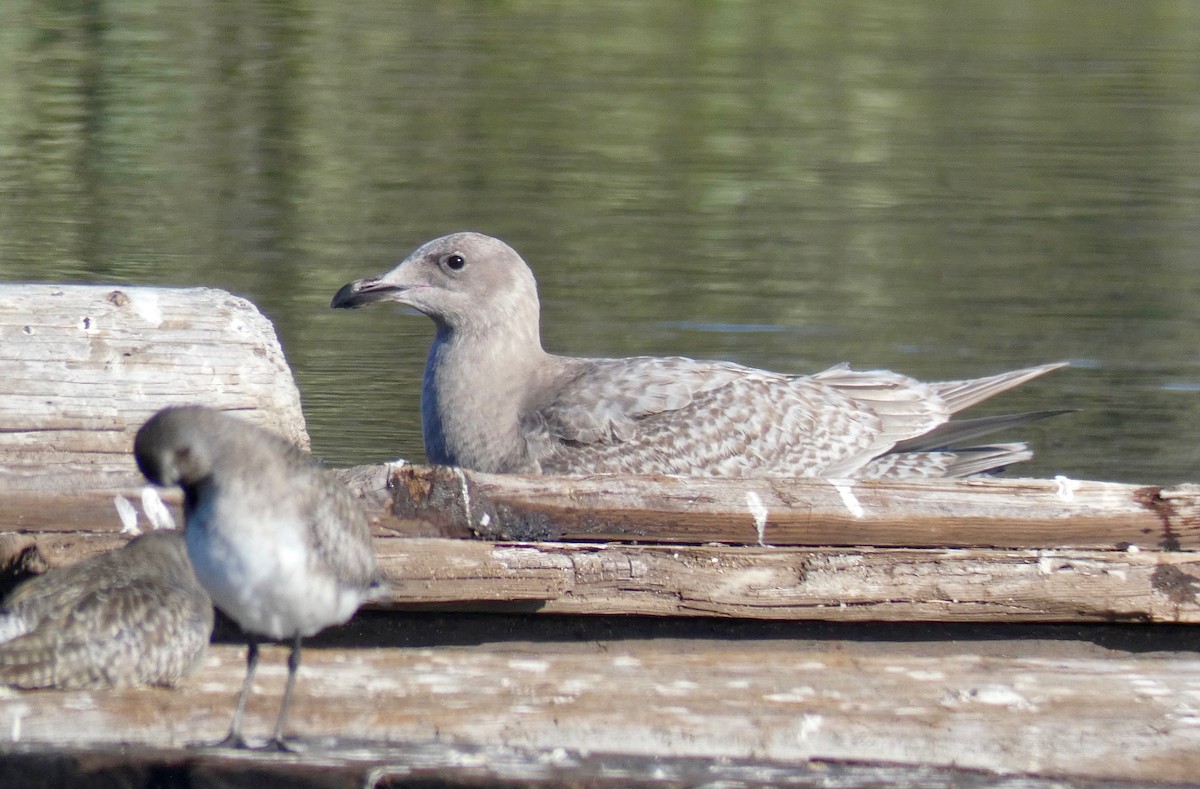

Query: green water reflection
[2,2,1199,482]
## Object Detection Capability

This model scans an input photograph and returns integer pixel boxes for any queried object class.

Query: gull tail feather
[933,362,1069,415]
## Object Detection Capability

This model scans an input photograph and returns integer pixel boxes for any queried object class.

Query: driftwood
[1,741,1150,789]
[375,463,1200,550]
[7,484,1200,624]
[0,284,308,493]
[3,282,1200,786]
[0,635,1197,786]
[376,538,1200,623]
[12,530,1200,625]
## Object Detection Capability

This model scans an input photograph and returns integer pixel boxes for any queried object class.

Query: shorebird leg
[264,633,304,752]
[215,638,259,749]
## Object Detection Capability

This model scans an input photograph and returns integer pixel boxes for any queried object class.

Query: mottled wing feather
[0,576,212,689]
[540,357,752,444]
[298,463,379,592]
[860,443,1033,478]
[538,359,897,476]
[0,547,139,631]
[531,357,1063,478]
[810,366,950,446]
[890,410,1069,453]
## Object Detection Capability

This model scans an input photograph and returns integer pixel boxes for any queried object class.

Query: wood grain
[375,538,1200,623]
[0,284,308,493]
[0,639,1197,785]
[5,516,1199,624]
[375,463,1200,550]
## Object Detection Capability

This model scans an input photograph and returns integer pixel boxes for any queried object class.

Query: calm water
[2,2,1199,484]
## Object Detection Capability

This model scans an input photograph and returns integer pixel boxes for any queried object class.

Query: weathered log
[374,463,1200,550]
[0,284,307,494]
[6,483,1200,624]
[7,511,1200,624]
[0,638,1197,785]
[374,538,1200,623]
[0,740,1149,789]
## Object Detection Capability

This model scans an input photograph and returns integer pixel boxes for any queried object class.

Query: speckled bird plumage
[135,405,383,749]
[332,232,1065,478]
[0,530,212,690]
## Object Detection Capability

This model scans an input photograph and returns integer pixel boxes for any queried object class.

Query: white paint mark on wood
[508,659,550,673]
[654,681,698,697]
[1129,678,1172,698]
[830,479,866,518]
[796,714,823,742]
[9,704,28,743]
[764,688,816,703]
[907,670,946,681]
[954,685,1031,709]
[745,491,768,546]
[1055,475,1081,501]
[141,487,176,531]
[454,467,473,526]
[381,460,409,488]
[126,290,163,326]
[113,495,140,535]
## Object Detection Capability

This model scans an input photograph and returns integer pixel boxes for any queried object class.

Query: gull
[332,232,1066,478]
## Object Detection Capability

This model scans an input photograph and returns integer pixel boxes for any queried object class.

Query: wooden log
[380,463,1200,550]
[6,505,1200,624]
[0,638,1197,785]
[374,538,1200,623]
[0,739,1145,789]
[0,284,308,494]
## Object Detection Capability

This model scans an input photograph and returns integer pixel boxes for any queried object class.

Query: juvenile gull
[135,406,383,751]
[0,530,212,689]
[332,232,1066,478]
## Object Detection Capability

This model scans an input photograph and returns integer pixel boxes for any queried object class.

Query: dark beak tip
[330,282,362,310]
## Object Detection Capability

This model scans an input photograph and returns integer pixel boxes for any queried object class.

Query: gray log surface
[378,463,1198,550]
[0,284,307,493]
[0,636,1196,786]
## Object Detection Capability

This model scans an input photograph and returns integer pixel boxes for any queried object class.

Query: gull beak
[331,274,406,309]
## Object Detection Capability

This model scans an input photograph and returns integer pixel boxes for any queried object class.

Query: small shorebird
[0,529,212,689]
[135,405,383,750]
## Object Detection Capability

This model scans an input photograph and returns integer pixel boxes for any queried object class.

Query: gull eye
[444,253,466,271]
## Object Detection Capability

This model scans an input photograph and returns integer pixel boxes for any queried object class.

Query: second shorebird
[135,406,383,751]
[332,232,1065,478]
[0,529,212,690]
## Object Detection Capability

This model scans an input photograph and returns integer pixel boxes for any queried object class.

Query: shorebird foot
[262,736,304,754]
